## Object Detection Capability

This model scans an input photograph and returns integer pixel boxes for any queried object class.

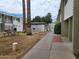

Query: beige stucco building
[58,0,79,54]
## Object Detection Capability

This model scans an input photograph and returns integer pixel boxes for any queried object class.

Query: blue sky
[0,0,61,21]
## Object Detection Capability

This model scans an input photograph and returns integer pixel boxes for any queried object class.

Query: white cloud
[0,0,61,20]
[31,0,61,20]
[0,0,22,13]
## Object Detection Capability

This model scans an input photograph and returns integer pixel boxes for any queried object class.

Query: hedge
[54,22,61,34]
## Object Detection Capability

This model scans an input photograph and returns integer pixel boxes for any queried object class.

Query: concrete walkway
[22,33,76,59]
[50,42,76,59]
[22,32,53,59]
[50,35,76,59]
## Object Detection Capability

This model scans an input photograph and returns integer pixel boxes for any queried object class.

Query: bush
[54,22,61,34]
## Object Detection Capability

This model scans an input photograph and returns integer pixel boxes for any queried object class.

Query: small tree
[32,13,52,24]
[44,13,52,24]
[32,16,41,22]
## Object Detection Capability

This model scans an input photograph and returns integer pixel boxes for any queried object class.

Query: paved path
[22,32,53,59]
[50,43,76,59]
[22,33,76,59]
[50,35,76,59]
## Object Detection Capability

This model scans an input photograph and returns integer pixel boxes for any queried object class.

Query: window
[33,28,35,30]
[5,16,12,23]
[5,25,12,31]
[16,18,20,22]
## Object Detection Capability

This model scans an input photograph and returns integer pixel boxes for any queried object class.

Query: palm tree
[26,0,32,35]
[22,0,26,32]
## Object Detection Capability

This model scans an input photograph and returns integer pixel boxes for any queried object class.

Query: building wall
[64,0,73,20]
[61,0,73,38]
[60,0,79,54]
[4,16,13,31]
[13,17,23,32]
[48,23,54,32]
[0,13,23,32]
[72,0,79,54]
[31,25,45,32]
[68,18,73,41]
[61,0,73,41]
[16,18,23,32]
[63,20,69,37]
[61,0,65,36]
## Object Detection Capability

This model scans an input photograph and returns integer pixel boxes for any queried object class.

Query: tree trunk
[22,0,26,32]
[26,0,32,35]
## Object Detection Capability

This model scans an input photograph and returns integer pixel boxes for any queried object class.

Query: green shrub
[54,22,61,34]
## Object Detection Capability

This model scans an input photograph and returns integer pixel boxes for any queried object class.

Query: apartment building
[0,13,23,32]
[58,0,79,54]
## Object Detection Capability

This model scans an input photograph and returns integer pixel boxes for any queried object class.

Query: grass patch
[0,32,47,58]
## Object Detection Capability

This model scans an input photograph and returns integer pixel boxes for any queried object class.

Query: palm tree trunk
[26,0,32,35]
[22,0,26,32]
